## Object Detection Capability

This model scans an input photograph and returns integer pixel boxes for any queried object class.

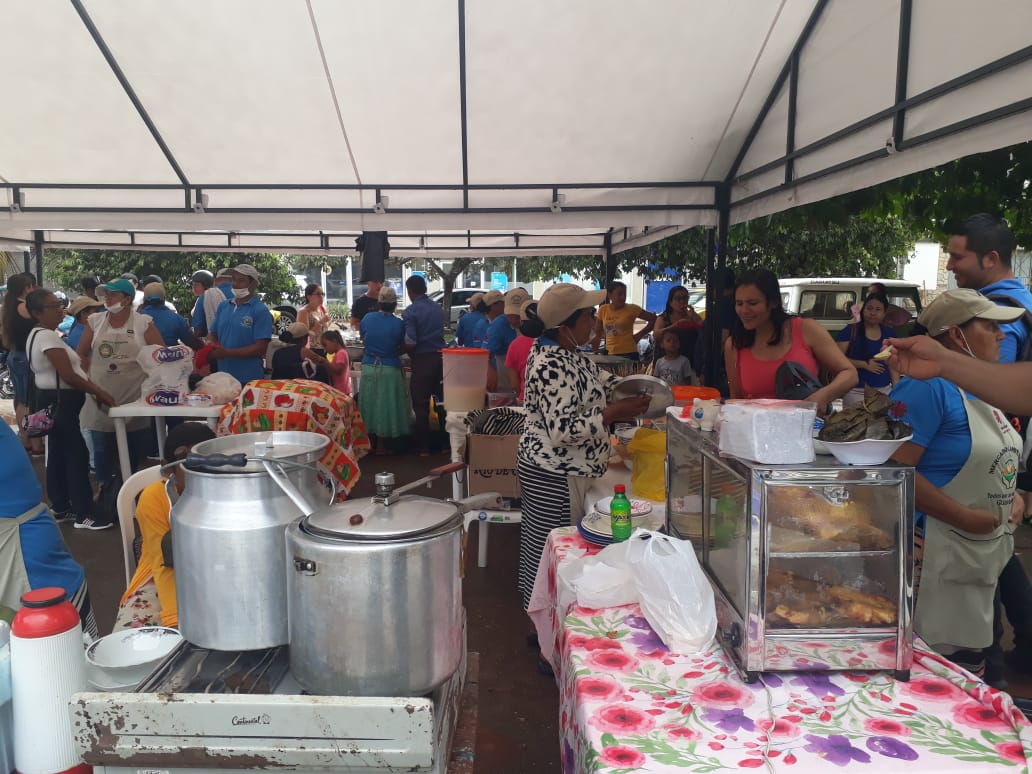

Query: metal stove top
[72,640,468,774]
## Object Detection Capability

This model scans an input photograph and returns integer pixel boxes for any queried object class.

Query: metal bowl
[612,374,675,419]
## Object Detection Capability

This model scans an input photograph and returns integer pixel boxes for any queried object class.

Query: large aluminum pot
[172,431,329,651]
[286,492,463,696]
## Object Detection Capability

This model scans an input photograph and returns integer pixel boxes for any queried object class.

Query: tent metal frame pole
[725,0,831,183]
[457,0,470,209]
[33,230,44,285]
[785,51,799,185]
[22,250,30,275]
[70,0,191,194]
[892,0,913,150]
[704,184,731,388]
[734,43,1032,185]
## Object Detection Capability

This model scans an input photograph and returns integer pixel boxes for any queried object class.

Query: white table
[109,401,222,482]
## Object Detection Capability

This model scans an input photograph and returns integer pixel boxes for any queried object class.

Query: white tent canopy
[1,0,1030,257]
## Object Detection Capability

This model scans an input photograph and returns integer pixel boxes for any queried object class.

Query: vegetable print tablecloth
[529,527,1032,772]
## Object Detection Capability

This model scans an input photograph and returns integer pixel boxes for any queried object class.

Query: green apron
[0,504,47,612]
[914,387,1020,652]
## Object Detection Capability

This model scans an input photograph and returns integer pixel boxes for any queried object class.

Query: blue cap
[100,278,135,297]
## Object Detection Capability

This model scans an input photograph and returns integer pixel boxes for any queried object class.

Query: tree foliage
[42,250,301,314]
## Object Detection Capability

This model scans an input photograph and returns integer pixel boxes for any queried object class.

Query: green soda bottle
[610,484,633,542]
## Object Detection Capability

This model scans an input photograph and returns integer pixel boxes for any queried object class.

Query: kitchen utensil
[171,431,330,651]
[612,374,675,419]
[820,435,913,466]
[85,626,182,675]
[287,462,500,696]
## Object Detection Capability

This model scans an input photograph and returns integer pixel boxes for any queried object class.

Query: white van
[778,278,923,335]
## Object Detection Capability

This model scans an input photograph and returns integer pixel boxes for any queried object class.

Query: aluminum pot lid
[612,374,675,419]
[188,431,329,473]
[302,495,460,540]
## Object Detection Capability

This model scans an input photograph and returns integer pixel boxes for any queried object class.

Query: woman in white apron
[75,278,164,502]
[890,289,1025,682]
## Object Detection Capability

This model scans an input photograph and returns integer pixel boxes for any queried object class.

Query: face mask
[232,287,251,299]
[957,328,977,359]
[105,302,125,314]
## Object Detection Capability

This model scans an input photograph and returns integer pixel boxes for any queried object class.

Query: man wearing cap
[888,288,1025,683]
[505,297,536,402]
[214,268,235,300]
[402,274,446,455]
[64,295,104,351]
[454,292,486,348]
[946,214,1032,682]
[121,272,144,309]
[139,283,202,349]
[349,280,383,331]
[486,287,529,391]
[188,270,220,337]
[80,276,101,303]
[208,264,274,386]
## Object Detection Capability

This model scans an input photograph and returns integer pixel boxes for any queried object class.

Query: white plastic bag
[195,372,243,405]
[138,345,193,406]
[559,541,638,610]
[625,529,716,653]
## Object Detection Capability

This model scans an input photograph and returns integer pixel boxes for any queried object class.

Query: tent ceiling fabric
[0,0,1029,257]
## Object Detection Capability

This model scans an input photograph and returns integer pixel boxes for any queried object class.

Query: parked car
[778,277,923,335]
[430,288,483,325]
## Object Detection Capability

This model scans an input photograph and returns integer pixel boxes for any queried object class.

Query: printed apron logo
[97,341,115,358]
[1000,459,1018,487]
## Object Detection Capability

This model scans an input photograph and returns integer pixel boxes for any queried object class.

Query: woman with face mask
[75,278,164,525]
[889,288,1026,684]
[516,284,651,653]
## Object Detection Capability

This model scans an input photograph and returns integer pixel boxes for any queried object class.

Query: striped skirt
[516,457,574,610]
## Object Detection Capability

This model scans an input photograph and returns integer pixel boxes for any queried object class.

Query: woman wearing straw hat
[516,284,651,617]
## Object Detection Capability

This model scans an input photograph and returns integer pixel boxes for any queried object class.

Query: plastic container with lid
[441,348,489,412]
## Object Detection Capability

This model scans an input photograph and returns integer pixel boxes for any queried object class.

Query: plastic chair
[115,466,163,589]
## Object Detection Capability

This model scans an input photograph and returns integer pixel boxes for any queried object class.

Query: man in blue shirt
[140,283,203,349]
[402,274,446,455]
[209,264,273,386]
[215,268,235,300]
[486,287,528,391]
[454,292,486,347]
[64,295,103,351]
[947,213,1032,684]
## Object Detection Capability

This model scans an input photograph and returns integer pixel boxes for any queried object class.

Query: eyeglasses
[41,303,65,310]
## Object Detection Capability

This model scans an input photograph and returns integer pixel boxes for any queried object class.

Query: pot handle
[184,452,248,469]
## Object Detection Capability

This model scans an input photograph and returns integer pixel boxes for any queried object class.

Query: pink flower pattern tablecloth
[529,527,1032,773]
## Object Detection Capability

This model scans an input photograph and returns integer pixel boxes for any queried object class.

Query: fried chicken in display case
[665,407,915,683]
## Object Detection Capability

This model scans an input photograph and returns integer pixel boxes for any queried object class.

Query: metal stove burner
[137,641,291,694]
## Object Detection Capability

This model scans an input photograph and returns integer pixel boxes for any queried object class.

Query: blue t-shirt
[140,305,194,346]
[361,312,405,367]
[485,315,517,358]
[455,311,486,348]
[210,296,274,385]
[836,323,895,388]
[190,297,205,329]
[890,376,973,530]
[0,423,85,594]
[64,321,86,351]
[980,278,1032,364]
[216,281,234,300]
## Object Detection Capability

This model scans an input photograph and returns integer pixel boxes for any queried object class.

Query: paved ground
[6,394,1032,770]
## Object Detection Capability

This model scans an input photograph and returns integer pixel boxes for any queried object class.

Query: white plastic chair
[115,466,163,588]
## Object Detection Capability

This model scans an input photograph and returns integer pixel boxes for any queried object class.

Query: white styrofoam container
[718,400,817,464]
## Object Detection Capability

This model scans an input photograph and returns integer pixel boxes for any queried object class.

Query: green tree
[42,250,301,314]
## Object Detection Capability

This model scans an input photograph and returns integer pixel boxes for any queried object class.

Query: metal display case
[665,410,915,683]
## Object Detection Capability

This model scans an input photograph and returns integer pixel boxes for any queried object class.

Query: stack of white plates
[578,498,655,546]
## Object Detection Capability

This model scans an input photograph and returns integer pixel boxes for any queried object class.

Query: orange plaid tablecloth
[217,379,371,498]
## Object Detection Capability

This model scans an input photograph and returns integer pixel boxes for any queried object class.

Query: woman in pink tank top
[724,269,857,412]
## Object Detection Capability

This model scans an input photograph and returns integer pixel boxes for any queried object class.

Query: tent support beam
[725,0,831,183]
[703,185,731,388]
[457,0,470,208]
[892,0,913,150]
[603,230,616,288]
[785,50,799,185]
[70,0,191,191]
[33,230,44,285]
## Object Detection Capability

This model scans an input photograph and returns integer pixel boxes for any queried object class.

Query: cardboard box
[466,434,521,500]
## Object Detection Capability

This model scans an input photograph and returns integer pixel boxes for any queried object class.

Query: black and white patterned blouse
[517,341,619,477]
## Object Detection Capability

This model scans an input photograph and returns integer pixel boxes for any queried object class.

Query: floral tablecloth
[529,527,1032,773]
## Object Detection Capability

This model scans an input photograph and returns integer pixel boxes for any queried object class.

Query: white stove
[70,639,469,774]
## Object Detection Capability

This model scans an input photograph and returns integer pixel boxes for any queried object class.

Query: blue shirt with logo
[979,278,1032,364]
[455,310,487,347]
[211,295,273,385]
[140,305,194,346]
[485,314,517,358]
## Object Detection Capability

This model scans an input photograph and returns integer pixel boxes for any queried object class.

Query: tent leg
[34,230,44,285]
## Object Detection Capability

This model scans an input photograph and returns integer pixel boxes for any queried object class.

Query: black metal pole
[33,230,44,285]
[22,250,30,274]
[704,185,731,388]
